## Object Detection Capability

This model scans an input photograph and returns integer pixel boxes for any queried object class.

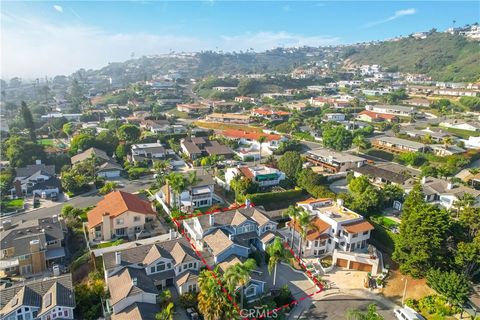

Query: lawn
[39,138,54,146]
[94,239,124,249]
[194,120,264,133]
[445,127,480,139]
[369,221,396,255]
[371,215,399,229]
[363,149,395,161]
[1,198,24,212]
[167,109,192,119]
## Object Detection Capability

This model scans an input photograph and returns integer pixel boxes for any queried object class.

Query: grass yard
[94,239,125,249]
[371,215,399,229]
[445,127,480,139]
[1,198,24,212]
[363,148,395,161]
[167,109,192,119]
[39,138,54,146]
[194,120,264,133]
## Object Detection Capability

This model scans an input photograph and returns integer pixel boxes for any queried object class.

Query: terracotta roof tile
[343,220,374,234]
[221,129,282,142]
[87,191,156,229]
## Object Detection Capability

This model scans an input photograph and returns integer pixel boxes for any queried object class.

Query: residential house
[235,96,256,104]
[403,98,430,107]
[180,137,233,160]
[433,88,479,97]
[365,105,416,117]
[305,148,367,173]
[430,144,466,156]
[219,129,285,153]
[357,110,398,123]
[176,103,210,114]
[157,174,216,212]
[439,120,480,132]
[140,120,186,134]
[225,166,286,190]
[71,147,122,178]
[289,198,380,274]
[182,206,279,264]
[250,108,290,121]
[403,176,480,210]
[131,142,168,163]
[400,127,450,143]
[372,136,427,153]
[0,216,66,278]
[352,162,419,190]
[0,274,76,320]
[206,113,251,124]
[212,86,237,92]
[102,238,201,318]
[11,161,60,198]
[323,113,346,122]
[87,191,160,242]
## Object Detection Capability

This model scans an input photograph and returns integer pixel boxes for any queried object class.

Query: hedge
[247,189,304,206]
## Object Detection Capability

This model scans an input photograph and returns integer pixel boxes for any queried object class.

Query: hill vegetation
[345,33,480,82]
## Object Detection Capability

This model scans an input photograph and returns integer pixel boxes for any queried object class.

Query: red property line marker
[171,205,324,320]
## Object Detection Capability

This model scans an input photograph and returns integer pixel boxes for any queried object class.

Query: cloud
[53,5,63,13]
[1,13,340,79]
[365,8,416,27]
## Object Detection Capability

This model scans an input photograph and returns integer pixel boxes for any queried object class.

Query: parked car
[186,308,199,320]
[394,306,425,320]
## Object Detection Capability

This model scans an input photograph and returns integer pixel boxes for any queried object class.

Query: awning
[45,247,66,260]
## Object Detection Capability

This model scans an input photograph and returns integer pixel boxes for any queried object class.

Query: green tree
[99,181,119,195]
[283,205,303,247]
[353,135,369,154]
[155,302,174,320]
[278,151,303,182]
[69,133,97,155]
[230,175,255,203]
[266,237,292,286]
[224,258,256,308]
[347,304,384,320]
[5,136,45,167]
[117,124,141,143]
[20,101,36,143]
[61,171,89,194]
[63,122,75,138]
[393,196,451,277]
[454,236,480,279]
[96,130,119,155]
[322,124,353,151]
[426,269,472,306]
[197,268,236,320]
[115,143,128,161]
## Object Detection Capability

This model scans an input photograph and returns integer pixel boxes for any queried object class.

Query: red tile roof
[221,129,282,142]
[288,217,331,241]
[358,110,397,120]
[252,108,291,116]
[87,191,156,229]
[343,220,374,234]
[239,166,254,179]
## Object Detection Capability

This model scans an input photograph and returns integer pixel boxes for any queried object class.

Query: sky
[1,1,479,79]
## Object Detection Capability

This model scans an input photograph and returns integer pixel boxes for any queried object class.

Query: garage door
[350,261,372,272]
[336,258,348,268]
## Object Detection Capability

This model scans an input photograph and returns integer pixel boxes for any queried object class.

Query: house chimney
[115,251,121,266]
[447,182,453,190]
[336,198,344,207]
[421,176,427,184]
[30,239,41,253]
[169,228,175,240]
[209,214,215,226]
[35,159,42,165]
[2,220,12,230]
[132,277,137,286]
[228,234,234,241]
[245,198,251,208]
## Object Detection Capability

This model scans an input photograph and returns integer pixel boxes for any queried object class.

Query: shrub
[247,189,304,206]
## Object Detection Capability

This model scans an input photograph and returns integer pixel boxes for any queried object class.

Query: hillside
[345,33,480,82]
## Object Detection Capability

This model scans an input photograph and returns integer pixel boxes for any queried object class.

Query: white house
[225,166,286,190]
[131,142,167,163]
[323,113,346,122]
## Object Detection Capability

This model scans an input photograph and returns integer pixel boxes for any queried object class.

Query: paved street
[0,176,155,224]
[302,294,396,320]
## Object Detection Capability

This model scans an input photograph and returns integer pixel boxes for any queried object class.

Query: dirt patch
[382,266,434,303]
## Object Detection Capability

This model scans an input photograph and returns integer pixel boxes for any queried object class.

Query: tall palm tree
[257,136,267,161]
[283,205,302,247]
[224,258,256,308]
[297,210,313,259]
[266,237,291,287]
[198,268,225,320]
[166,172,187,208]
[153,159,170,174]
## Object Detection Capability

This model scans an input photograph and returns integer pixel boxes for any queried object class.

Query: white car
[394,306,425,320]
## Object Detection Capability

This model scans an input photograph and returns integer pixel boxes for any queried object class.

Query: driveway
[329,178,348,194]
[302,294,396,320]
[0,176,155,224]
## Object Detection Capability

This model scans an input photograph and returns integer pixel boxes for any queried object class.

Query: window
[116,218,124,225]
[352,233,358,238]
[156,262,166,272]
[363,231,369,235]
[188,284,197,292]
[134,226,141,232]
[134,216,141,222]
[115,228,125,236]
[17,315,23,320]
[188,263,193,268]
[245,286,256,298]
[64,310,68,317]
[151,267,155,273]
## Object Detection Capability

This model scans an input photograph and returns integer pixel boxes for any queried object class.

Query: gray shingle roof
[16,164,55,179]
[71,147,111,164]
[108,267,159,306]
[0,274,75,317]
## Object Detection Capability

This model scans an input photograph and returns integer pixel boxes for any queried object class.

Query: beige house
[87,191,157,242]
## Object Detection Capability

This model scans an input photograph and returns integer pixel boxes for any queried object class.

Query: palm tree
[198,268,225,320]
[266,237,291,287]
[422,133,433,144]
[297,210,313,260]
[257,136,267,161]
[224,258,256,308]
[443,136,454,149]
[155,302,174,320]
[153,159,170,175]
[283,205,302,247]
[353,135,368,154]
[166,172,187,208]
